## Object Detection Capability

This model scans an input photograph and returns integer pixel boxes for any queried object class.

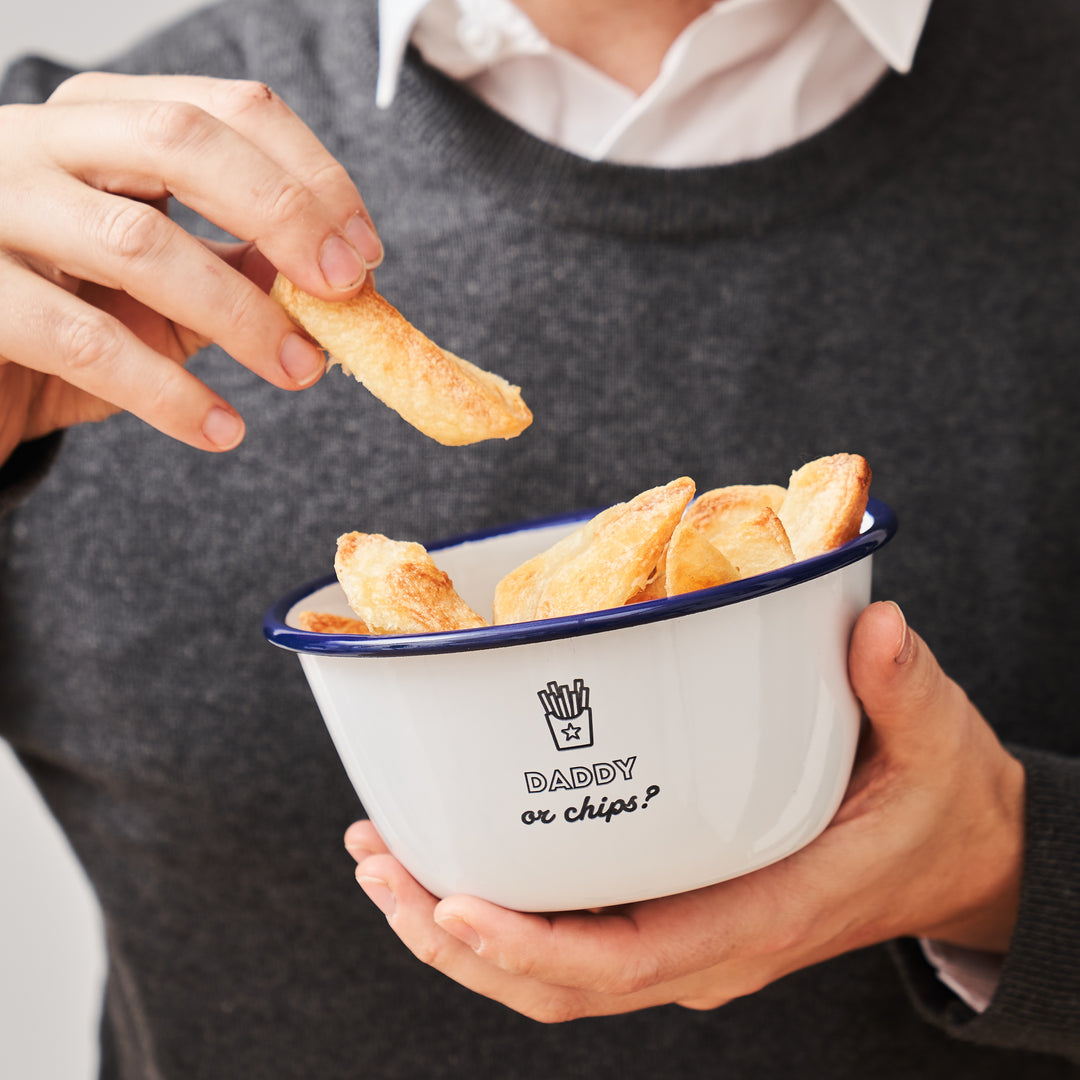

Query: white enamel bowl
[265,499,896,912]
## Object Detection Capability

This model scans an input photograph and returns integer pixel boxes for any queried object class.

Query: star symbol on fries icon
[561,722,582,741]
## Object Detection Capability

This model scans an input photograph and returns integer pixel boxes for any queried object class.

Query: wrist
[921,751,1026,954]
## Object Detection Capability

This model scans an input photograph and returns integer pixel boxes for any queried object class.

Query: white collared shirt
[377,0,931,166]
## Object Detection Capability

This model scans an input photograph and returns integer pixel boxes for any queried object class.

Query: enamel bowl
[264,499,896,912]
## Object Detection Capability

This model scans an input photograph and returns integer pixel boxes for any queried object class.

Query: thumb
[848,601,965,758]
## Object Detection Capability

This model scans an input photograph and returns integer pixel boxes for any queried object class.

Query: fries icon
[539,679,594,750]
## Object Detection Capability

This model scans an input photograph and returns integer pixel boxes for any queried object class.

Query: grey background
[1,0,204,74]
[0,5,210,1078]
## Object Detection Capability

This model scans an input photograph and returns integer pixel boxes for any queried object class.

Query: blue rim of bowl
[263,497,897,657]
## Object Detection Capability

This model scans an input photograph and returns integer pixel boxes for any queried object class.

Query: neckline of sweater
[367,0,971,240]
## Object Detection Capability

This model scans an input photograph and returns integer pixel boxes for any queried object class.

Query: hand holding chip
[0,73,382,463]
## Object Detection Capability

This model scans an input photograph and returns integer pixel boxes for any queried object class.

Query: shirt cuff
[919,938,1003,1013]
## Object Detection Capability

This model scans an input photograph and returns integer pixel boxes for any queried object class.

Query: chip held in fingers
[271,273,532,445]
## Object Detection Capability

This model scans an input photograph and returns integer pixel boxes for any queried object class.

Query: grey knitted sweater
[2,0,1078,1076]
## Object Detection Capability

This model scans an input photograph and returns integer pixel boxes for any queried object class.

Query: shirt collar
[832,0,931,73]
[376,0,439,107]
[376,0,932,108]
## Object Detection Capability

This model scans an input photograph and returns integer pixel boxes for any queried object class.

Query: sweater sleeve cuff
[0,434,63,520]
[890,746,1080,1063]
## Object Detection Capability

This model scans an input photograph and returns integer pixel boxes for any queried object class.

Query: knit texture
[2,0,1079,1076]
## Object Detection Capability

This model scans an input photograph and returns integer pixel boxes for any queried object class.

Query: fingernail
[887,601,913,664]
[344,837,373,862]
[345,213,383,267]
[202,406,244,450]
[436,915,482,952]
[344,820,378,860]
[279,332,325,387]
[320,233,366,290]
[358,875,396,918]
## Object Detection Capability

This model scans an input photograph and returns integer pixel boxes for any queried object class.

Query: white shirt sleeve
[919,939,1006,1013]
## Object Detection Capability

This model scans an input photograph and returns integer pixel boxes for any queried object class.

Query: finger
[343,819,391,862]
[355,852,611,1022]
[4,172,326,390]
[354,855,518,988]
[47,74,382,273]
[434,874,792,998]
[435,897,643,993]
[0,254,244,451]
[30,98,372,298]
[204,238,278,295]
[847,601,971,762]
[847,602,1026,950]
